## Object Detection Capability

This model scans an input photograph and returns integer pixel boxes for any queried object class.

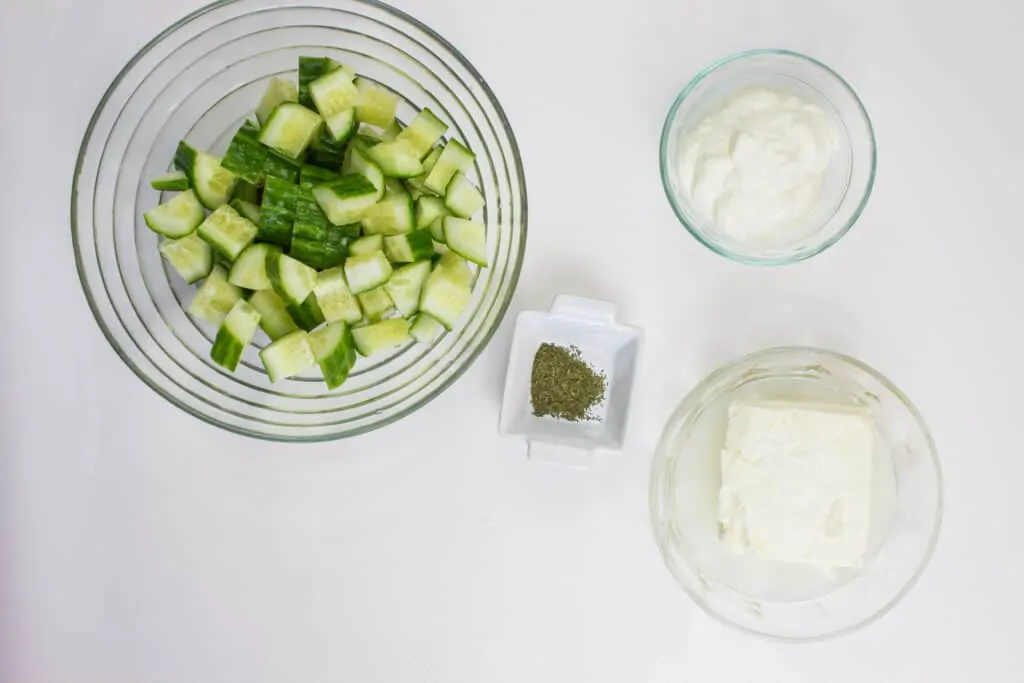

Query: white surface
[1,0,1022,680]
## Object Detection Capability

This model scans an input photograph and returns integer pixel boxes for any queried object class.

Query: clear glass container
[72,0,527,441]
[650,347,942,641]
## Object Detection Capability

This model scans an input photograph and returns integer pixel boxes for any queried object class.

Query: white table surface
[3,0,1023,680]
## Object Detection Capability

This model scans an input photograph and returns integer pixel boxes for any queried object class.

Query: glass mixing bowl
[660,50,876,265]
[650,347,942,641]
[72,0,527,441]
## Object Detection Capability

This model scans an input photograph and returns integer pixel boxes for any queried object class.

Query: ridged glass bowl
[650,347,942,640]
[72,0,527,441]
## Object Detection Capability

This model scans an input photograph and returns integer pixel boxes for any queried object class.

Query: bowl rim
[70,0,528,442]
[658,49,878,266]
[649,346,944,642]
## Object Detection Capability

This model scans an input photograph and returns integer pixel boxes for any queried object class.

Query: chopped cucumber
[383,229,434,263]
[258,103,323,159]
[221,121,268,183]
[159,233,213,284]
[299,164,339,189]
[397,108,448,158]
[314,267,363,324]
[150,170,189,191]
[415,195,449,229]
[384,178,410,199]
[429,216,447,243]
[344,251,393,295]
[298,56,341,109]
[419,256,472,329]
[384,260,432,317]
[406,146,444,194]
[342,144,385,199]
[286,292,325,331]
[423,139,474,195]
[228,243,280,290]
[435,250,474,286]
[210,299,261,371]
[267,251,317,305]
[248,289,299,340]
[256,77,299,126]
[309,68,358,139]
[308,128,347,168]
[258,177,297,248]
[443,217,488,266]
[144,189,205,238]
[357,123,383,141]
[356,286,394,322]
[410,313,447,344]
[174,141,238,210]
[188,266,243,326]
[444,171,485,218]
[313,174,379,225]
[380,119,403,142]
[361,194,414,235]
[232,179,261,204]
[349,234,383,256]
[230,198,261,225]
[351,318,412,356]
[197,204,259,262]
[309,322,358,389]
[354,78,399,128]
[290,188,351,269]
[260,330,316,382]
[263,151,300,183]
[366,139,423,178]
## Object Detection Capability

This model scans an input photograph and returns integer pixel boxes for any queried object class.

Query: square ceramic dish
[499,296,643,464]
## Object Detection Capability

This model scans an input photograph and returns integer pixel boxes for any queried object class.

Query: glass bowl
[659,50,876,265]
[72,0,527,441]
[650,347,942,641]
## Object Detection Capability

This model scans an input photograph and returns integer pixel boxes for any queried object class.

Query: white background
[2,0,1022,681]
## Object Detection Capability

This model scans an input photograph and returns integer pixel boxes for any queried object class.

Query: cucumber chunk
[230,198,261,225]
[383,229,434,264]
[263,151,301,183]
[342,144,385,200]
[285,292,325,331]
[354,78,399,128]
[221,121,268,183]
[349,234,383,256]
[228,243,280,290]
[406,146,443,194]
[248,289,299,340]
[351,318,412,356]
[188,266,243,326]
[144,189,205,238]
[344,251,393,295]
[308,128,348,168]
[419,256,472,329]
[298,56,341,109]
[258,177,298,248]
[159,233,213,284]
[356,286,394,322]
[380,119,403,142]
[429,216,447,243]
[210,299,262,371]
[415,195,449,229]
[259,330,316,382]
[256,77,299,126]
[309,68,359,139]
[423,139,474,195]
[361,194,414,236]
[259,103,323,159]
[197,204,259,262]
[267,250,317,305]
[443,217,488,266]
[396,108,448,158]
[384,260,432,317]
[410,313,447,344]
[444,171,485,218]
[309,322,358,389]
[299,164,339,189]
[366,139,424,178]
[174,141,238,210]
[314,267,363,324]
[312,174,379,225]
[150,170,190,192]
[289,188,351,269]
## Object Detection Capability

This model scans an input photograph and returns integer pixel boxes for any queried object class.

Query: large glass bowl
[72,0,527,441]
[650,347,942,641]
[660,50,876,265]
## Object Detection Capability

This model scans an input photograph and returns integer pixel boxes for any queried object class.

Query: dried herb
[530,343,607,422]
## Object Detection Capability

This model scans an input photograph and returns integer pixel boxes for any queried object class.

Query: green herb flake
[530,343,607,422]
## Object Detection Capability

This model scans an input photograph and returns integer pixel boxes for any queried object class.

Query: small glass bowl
[659,50,876,265]
[650,347,942,641]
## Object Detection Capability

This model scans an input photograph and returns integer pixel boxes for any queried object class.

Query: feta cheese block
[717,400,875,569]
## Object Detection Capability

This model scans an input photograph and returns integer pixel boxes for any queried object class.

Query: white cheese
[718,400,875,568]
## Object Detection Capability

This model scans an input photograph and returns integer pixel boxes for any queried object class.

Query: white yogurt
[678,88,839,242]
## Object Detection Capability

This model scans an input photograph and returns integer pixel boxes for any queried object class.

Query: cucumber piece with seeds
[210,299,262,371]
[159,233,213,284]
[351,318,412,356]
[349,234,383,256]
[423,139,474,195]
[309,68,359,140]
[267,250,317,305]
[356,286,394,322]
[354,78,399,128]
[197,204,259,262]
[344,251,392,295]
[260,330,316,382]
[314,267,363,324]
[248,289,299,340]
[258,103,323,160]
[444,171,485,218]
[419,255,472,329]
[188,266,243,326]
[410,313,447,344]
[309,322,358,389]
[384,260,432,317]
[298,56,341,109]
[396,108,448,158]
[361,194,414,236]
[256,77,299,126]
[174,141,238,210]
[228,243,280,290]
[443,217,488,266]
[144,189,205,238]
[312,173,379,225]
[366,139,423,178]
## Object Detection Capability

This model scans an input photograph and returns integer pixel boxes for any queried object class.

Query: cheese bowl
[649,347,942,641]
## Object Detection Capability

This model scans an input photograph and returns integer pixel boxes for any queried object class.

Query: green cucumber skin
[248,289,299,340]
[263,152,301,184]
[285,293,325,331]
[221,121,268,183]
[151,171,190,191]
[258,177,298,248]
[310,323,357,389]
[299,164,340,189]
[313,174,379,225]
[173,141,237,210]
[289,188,350,270]
[232,179,262,204]
[210,328,244,371]
[230,199,261,225]
[308,129,347,168]
[384,228,434,263]
[298,56,340,109]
